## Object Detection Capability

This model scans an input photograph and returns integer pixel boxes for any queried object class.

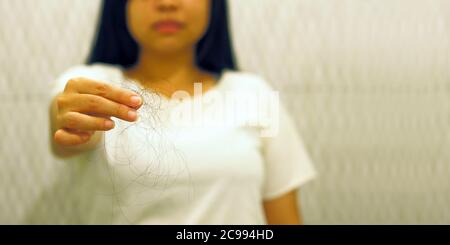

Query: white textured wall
[0,0,449,224]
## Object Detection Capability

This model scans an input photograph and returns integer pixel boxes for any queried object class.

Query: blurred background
[0,0,449,224]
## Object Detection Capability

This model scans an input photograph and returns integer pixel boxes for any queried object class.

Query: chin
[147,41,193,55]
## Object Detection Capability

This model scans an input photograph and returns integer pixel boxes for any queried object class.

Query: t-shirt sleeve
[260,84,317,201]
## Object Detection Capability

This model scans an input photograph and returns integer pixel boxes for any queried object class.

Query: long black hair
[87,0,237,74]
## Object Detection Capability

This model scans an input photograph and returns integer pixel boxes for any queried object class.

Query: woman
[50,0,316,225]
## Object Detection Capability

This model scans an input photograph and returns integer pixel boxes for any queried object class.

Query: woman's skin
[50,0,303,224]
[124,0,217,97]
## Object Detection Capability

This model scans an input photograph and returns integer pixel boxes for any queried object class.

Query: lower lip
[154,23,182,34]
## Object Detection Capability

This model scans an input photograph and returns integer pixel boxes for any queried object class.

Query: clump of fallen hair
[90,78,192,224]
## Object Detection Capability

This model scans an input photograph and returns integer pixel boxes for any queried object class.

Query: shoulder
[220,70,275,93]
[51,63,124,96]
[57,63,123,82]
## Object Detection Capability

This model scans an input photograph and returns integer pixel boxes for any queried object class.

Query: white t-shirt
[50,63,317,225]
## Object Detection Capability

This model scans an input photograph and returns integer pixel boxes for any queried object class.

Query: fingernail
[81,134,90,140]
[130,95,142,106]
[128,110,137,120]
[104,120,114,129]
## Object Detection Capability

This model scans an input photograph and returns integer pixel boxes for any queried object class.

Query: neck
[127,47,201,86]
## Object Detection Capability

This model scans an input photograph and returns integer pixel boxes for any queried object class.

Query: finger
[60,112,115,131]
[64,128,95,136]
[65,78,143,109]
[65,93,138,122]
[54,129,91,146]
[85,112,112,120]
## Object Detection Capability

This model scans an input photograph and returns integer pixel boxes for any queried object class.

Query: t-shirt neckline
[117,68,229,103]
